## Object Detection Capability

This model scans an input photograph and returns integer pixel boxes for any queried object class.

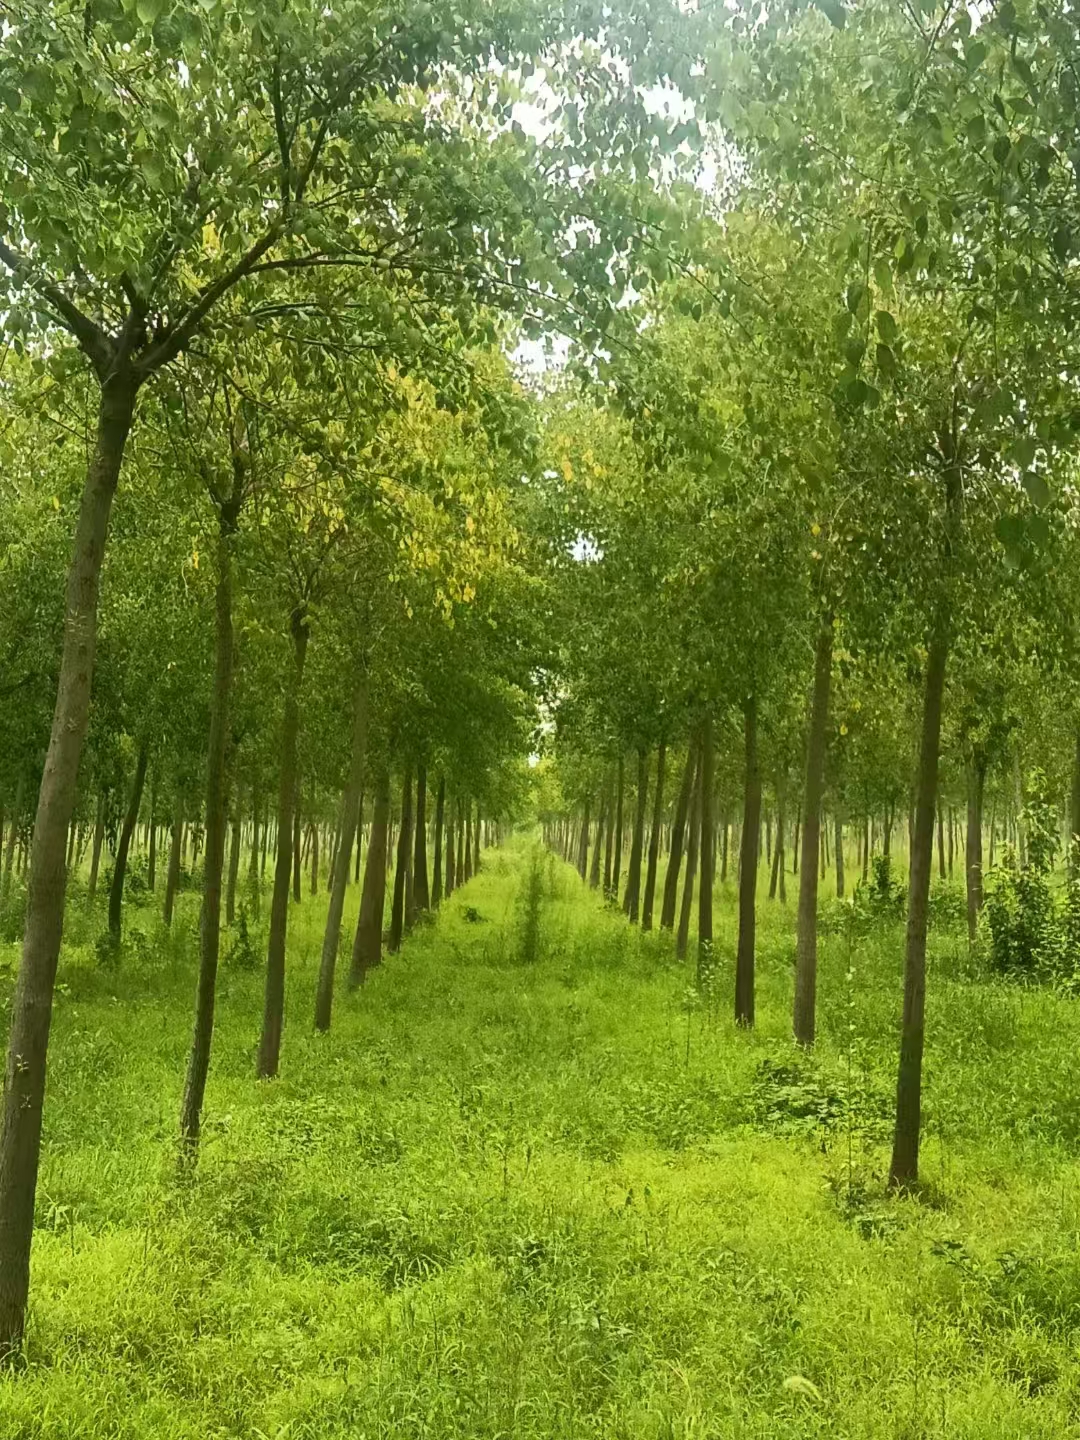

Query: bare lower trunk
[698,718,716,987]
[626,749,648,923]
[936,805,946,881]
[291,790,301,903]
[676,750,701,962]
[889,621,949,1189]
[793,621,832,1046]
[735,697,760,1027]
[577,800,591,880]
[389,769,413,952]
[180,520,236,1147]
[603,774,615,897]
[444,794,457,899]
[661,745,694,930]
[966,760,985,943]
[412,764,429,914]
[350,768,390,985]
[147,776,157,891]
[834,813,845,899]
[589,793,605,888]
[164,801,183,927]
[611,757,624,901]
[86,788,103,904]
[642,742,666,930]
[314,675,368,1031]
[258,610,308,1079]
[0,372,137,1359]
[107,741,149,937]
[431,777,445,905]
[225,805,241,926]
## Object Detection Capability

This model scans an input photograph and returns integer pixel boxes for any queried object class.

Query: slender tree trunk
[577,800,590,880]
[834,813,845,899]
[698,718,716,986]
[793,621,832,1046]
[660,745,694,930]
[0,370,139,1359]
[778,792,787,903]
[589,794,605,889]
[676,751,701,962]
[179,516,237,1152]
[291,788,302,903]
[473,807,482,874]
[431,777,445,906]
[389,769,413,953]
[225,804,242,926]
[642,742,666,930]
[107,741,149,937]
[315,675,368,1031]
[411,764,429,918]
[147,775,157,892]
[444,795,457,899]
[257,611,308,1079]
[626,749,648,923]
[936,805,946,881]
[769,820,781,900]
[603,774,615,898]
[612,756,625,902]
[248,779,261,910]
[350,768,390,985]
[720,814,729,882]
[889,622,949,1189]
[164,802,183,928]
[462,801,473,883]
[86,788,103,904]
[353,791,364,885]
[735,697,760,1026]
[965,760,985,943]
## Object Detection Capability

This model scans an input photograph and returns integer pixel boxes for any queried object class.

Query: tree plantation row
[3,0,1080,1380]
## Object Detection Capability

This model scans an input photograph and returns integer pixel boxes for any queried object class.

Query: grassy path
[1,834,1079,1437]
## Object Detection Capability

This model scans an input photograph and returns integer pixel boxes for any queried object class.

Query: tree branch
[0,236,113,376]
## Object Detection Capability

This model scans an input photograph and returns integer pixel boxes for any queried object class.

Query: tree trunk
[431,777,445,905]
[577,801,590,880]
[589,794,605,888]
[389,769,413,953]
[350,767,391,985]
[248,779,261,912]
[936,804,946,882]
[147,775,157,891]
[291,788,302,902]
[354,791,364,885]
[676,750,701,962]
[86,788,104,904]
[735,697,760,1027]
[611,756,625,901]
[444,794,457,899]
[225,804,241,926]
[410,764,429,918]
[793,621,832,1046]
[626,748,648,923]
[462,801,473,883]
[965,759,985,943]
[0,368,138,1359]
[721,814,729,883]
[698,718,716,987]
[660,746,694,930]
[642,742,666,930]
[179,517,236,1153]
[309,822,319,897]
[889,622,949,1189]
[314,675,368,1032]
[107,741,149,937]
[834,813,845,899]
[603,774,615,897]
[164,802,183,928]
[257,610,308,1079]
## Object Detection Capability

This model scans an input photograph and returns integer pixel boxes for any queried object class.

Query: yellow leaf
[202,221,221,255]
[192,550,199,569]
[839,723,848,735]
[560,456,574,482]
[51,495,60,511]
[462,584,475,603]
[811,522,821,536]
[782,1376,823,1403]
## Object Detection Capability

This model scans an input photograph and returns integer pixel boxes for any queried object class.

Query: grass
[1,833,1080,1437]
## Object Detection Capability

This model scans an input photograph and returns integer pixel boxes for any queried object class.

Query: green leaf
[845,281,866,315]
[875,343,896,374]
[875,310,898,343]
[815,0,846,26]
[1021,470,1050,507]
[136,0,164,22]
[1012,435,1036,469]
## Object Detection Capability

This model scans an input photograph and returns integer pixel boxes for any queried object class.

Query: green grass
[2,834,1080,1437]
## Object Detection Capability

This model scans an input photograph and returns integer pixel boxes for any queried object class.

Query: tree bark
[642,742,666,930]
[179,514,237,1153]
[936,804,946,882]
[291,787,302,902]
[431,776,445,906]
[966,759,985,943]
[698,718,716,987]
[660,745,694,930]
[889,622,949,1189]
[735,697,760,1026]
[225,803,241,926]
[576,800,590,880]
[589,793,605,888]
[0,371,138,1360]
[389,769,413,952]
[107,741,149,937]
[834,813,845,899]
[314,675,368,1031]
[611,756,624,901]
[164,801,183,928]
[410,764,429,917]
[676,749,701,962]
[625,748,649,923]
[350,767,390,985]
[444,794,457,898]
[793,621,833,1046]
[86,788,103,904]
[462,800,473,883]
[147,774,157,891]
[602,774,615,898]
[257,609,308,1079]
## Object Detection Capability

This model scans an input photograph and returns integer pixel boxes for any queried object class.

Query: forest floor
[2,834,1080,1438]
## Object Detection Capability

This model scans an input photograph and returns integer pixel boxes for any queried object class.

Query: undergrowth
[0,834,1078,1437]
